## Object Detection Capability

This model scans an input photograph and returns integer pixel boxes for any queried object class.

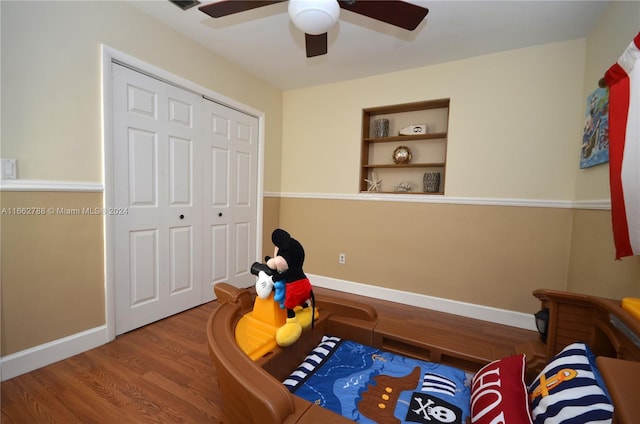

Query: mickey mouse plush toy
[252,228,315,347]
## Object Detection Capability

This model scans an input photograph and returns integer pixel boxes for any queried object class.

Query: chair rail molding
[0,179,104,192]
[265,191,610,210]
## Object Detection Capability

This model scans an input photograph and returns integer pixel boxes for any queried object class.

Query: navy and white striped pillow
[282,335,341,391]
[528,342,613,424]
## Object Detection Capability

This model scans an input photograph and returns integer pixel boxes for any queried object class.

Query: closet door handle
[179,214,185,220]
[218,212,223,217]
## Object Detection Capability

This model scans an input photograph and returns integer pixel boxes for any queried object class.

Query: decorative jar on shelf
[374,119,389,138]
[423,172,441,193]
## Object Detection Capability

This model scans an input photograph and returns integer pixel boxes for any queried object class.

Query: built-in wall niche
[360,99,449,194]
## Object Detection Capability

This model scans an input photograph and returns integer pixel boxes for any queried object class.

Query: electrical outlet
[339,253,346,264]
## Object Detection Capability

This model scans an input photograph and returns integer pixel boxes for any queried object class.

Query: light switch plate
[1,159,17,179]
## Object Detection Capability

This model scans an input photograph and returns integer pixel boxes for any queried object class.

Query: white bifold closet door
[201,99,258,300]
[111,63,258,335]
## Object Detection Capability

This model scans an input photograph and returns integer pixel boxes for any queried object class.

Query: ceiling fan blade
[338,0,428,31]
[305,33,328,57]
[199,0,285,18]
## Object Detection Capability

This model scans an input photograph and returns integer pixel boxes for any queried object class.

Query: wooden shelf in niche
[363,132,448,143]
[360,99,449,194]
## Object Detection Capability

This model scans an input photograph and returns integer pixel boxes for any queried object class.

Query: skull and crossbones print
[407,393,460,424]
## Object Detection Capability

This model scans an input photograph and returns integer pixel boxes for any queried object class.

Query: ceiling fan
[198,0,429,58]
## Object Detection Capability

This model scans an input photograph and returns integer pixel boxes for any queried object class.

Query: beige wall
[275,40,585,315]
[272,1,640,314]
[281,39,585,198]
[1,192,105,354]
[277,198,571,313]
[262,197,281,258]
[567,209,640,299]
[1,1,283,185]
[0,1,282,186]
[1,1,283,356]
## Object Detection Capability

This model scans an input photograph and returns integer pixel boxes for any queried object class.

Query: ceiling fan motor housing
[288,0,340,35]
[198,0,429,58]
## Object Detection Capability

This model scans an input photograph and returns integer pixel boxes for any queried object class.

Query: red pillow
[471,354,533,424]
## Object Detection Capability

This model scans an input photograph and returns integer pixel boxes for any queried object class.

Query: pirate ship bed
[206,283,640,424]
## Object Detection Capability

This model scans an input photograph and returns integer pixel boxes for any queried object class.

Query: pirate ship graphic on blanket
[283,336,472,424]
[358,366,465,424]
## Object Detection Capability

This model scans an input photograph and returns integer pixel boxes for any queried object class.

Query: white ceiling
[131,0,610,90]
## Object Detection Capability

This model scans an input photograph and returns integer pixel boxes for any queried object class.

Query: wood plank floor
[1,287,538,423]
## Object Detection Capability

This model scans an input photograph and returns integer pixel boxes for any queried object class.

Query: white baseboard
[308,274,537,331]
[0,325,108,381]
[0,276,535,381]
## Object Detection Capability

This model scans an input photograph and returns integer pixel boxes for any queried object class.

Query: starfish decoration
[364,171,382,192]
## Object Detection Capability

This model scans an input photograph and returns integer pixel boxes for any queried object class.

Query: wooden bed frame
[206,284,640,424]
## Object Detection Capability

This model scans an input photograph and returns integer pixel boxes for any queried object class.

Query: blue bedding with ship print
[283,335,472,424]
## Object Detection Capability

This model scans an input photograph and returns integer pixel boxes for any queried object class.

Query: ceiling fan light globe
[288,0,340,35]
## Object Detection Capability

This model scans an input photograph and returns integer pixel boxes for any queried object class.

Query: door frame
[101,45,265,342]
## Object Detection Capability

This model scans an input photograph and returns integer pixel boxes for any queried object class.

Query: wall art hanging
[580,86,609,168]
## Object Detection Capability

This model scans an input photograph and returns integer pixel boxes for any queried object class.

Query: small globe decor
[392,146,412,164]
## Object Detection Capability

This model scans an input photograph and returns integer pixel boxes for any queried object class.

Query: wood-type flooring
[1,286,538,423]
